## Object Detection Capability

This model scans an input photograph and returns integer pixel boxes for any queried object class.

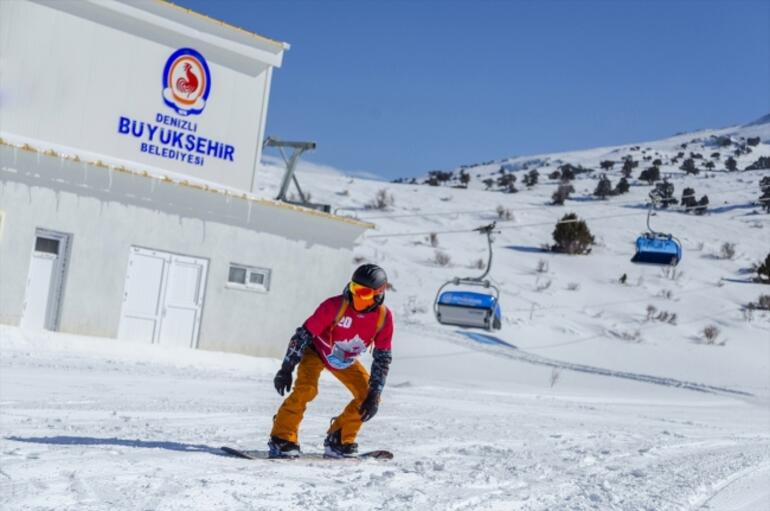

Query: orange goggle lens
[349,281,385,300]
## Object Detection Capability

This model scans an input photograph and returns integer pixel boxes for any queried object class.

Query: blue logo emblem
[162,48,211,116]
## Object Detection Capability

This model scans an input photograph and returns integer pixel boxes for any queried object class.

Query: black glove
[274,367,293,396]
[359,390,380,422]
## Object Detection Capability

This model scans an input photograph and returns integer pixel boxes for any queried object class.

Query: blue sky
[176,0,770,179]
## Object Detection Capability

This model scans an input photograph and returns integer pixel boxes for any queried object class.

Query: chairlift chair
[630,192,683,266]
[434,223,502,330]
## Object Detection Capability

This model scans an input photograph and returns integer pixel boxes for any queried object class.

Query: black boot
[268,435,301,458]
[324,429,358,458]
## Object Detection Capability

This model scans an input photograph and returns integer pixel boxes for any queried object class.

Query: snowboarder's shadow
[5,435,228,456]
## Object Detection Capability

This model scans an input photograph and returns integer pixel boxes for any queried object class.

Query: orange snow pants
[271,347,370,445]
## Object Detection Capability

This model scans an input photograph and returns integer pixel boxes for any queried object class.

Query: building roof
[156,0,289,51]
[37,0,289,68]
[0,136,373,231]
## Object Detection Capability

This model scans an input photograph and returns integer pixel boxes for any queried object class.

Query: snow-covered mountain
[2,116,769,510]
[402,113,770,190]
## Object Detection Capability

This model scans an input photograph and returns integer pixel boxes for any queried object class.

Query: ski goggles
[349,281,385,300]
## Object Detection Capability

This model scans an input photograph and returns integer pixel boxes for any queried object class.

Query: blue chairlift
[434,223,502,330]
[631,192,683,266]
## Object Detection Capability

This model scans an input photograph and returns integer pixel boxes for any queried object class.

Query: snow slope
[2,118,770,510]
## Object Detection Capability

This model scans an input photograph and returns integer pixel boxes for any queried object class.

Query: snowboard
[220,446,393,461]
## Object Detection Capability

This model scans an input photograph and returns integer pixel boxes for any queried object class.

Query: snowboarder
[268,264,394,458]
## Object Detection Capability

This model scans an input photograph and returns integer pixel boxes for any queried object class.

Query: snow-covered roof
[0,136,372,231]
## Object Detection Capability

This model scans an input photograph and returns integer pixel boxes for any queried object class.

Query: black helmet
[352,264,388,289]
[345,264,387,310]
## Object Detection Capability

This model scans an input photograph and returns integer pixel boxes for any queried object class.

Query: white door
[118,247,208,348]
[158,255,207,348]
[117,248,167,343]
[21,231,70,330]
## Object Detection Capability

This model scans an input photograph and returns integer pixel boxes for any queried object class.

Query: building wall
[0,0,282,193]
[0,145,366,357]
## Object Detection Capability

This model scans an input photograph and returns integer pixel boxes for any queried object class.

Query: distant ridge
[743,113,770,127]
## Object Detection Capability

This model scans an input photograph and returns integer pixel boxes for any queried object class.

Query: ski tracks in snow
[2,334,769,510]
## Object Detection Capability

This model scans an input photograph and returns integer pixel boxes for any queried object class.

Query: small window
[227,264,271,292]
[228,266,247,285]
[35,237,60,255]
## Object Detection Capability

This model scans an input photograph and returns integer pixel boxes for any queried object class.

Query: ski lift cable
[363,187,770,239]
[352,182,770,221]
[364,211,650,239]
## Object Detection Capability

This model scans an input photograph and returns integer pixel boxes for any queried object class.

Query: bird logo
[162,48,211,116]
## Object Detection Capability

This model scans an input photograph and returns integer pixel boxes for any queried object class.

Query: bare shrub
[566,282,580,291]
[660,266,681,281]
[701,325,721,345]
[472,258,485,270]
[535,278,552,292]
[657,289,673,300]
[496,205,514,221]
[428,232,439,247]
[719,242,736,260]
[646,304,676,324]
[402,296,428,319]
[367,188,395,210]
[655,311,677,325]
[609,329,642,342]
[549,367,562,387]
[536,259,549,273]
[748,294,770,310]
[620,330,642,342]
[434,250,451,266]
[742,308,754,322]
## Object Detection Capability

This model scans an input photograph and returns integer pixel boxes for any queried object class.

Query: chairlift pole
[263,137,317,203]
[474,222,497,281]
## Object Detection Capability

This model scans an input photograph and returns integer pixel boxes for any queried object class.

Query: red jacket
[304,295,393,371]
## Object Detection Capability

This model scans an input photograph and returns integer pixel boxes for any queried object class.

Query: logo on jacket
[327,335,367,369]
[162,48,211,116]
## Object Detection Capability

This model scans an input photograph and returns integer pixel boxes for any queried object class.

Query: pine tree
[681,187,697,210]
[614,177,630,195]
[757,253,770,284]
[694,195,709,215]
[552,213,594,255]
[523,169,539,187]
[593,174,613,199]
[760,176,770,213]
[680,158,700,175]
[654,179,677,208]
[639,166,661,185]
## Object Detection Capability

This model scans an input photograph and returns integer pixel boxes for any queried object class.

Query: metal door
[20,231,70,330]
[118,247,208,347]
[118,247,167,343]
[158,255,208,348]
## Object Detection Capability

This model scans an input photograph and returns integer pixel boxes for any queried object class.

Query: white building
[0,0,370,356]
